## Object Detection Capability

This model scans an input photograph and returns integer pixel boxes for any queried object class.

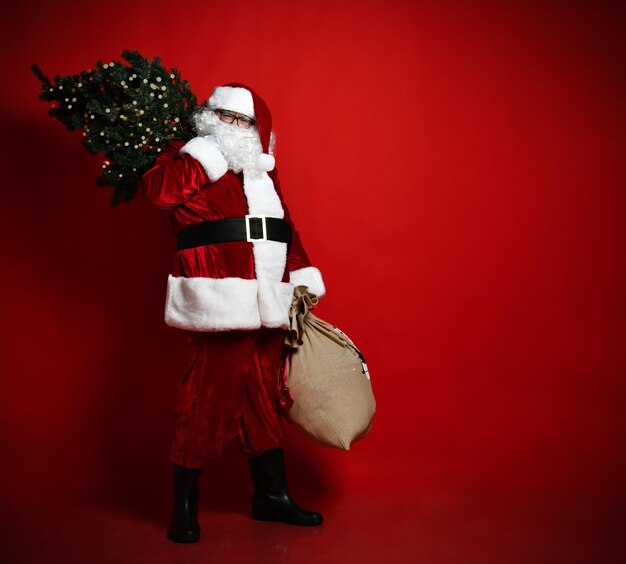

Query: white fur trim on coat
[164,275,295,331]
[289,266,326,298]
[241,167,294,326]
[258,277,297,328]
[165,275,260,331]
[179,136,228,182]
[208,86,255,118]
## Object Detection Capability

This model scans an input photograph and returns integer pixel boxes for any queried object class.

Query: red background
[1,0,625,562]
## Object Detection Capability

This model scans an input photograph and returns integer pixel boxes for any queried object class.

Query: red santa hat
[207,83,275,172]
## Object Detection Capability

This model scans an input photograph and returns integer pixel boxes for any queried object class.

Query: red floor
[3,462,624,563]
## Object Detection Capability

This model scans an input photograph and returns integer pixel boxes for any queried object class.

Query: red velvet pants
[168,327,288,469]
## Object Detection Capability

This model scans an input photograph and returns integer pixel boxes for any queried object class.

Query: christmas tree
[32,50,198,206]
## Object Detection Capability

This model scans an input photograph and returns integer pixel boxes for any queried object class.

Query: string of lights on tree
[32,50,198,206]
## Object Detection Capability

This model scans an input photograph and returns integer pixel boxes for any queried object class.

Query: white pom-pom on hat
[256,153,275,172]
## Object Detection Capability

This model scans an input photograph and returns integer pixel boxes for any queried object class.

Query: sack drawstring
[285,285,346,349]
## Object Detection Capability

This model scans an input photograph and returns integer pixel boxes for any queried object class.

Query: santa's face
[193,108,262,174]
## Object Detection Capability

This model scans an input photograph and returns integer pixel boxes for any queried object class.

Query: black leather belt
[176,216,292,251]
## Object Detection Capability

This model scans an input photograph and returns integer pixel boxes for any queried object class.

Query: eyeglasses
[215,109,255,129]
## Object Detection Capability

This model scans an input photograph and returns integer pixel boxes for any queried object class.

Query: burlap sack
[281,285,375,450]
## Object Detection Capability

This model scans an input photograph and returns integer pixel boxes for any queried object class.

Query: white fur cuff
[179,136,228,182]
[289,266,326,298]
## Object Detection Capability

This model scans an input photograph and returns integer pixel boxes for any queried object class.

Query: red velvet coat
[140,139,325,332]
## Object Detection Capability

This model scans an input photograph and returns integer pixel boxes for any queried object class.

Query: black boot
[247,448,323,526]
[167,463,203,543]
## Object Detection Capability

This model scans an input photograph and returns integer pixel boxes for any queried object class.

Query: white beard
[193,109,263,175]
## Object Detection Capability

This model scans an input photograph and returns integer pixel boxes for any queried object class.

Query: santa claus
[140,83,325,543]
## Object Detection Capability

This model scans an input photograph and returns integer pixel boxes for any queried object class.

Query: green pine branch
[32,49,199,206]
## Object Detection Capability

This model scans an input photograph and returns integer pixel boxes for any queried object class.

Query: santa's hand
[179,136,228,183]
